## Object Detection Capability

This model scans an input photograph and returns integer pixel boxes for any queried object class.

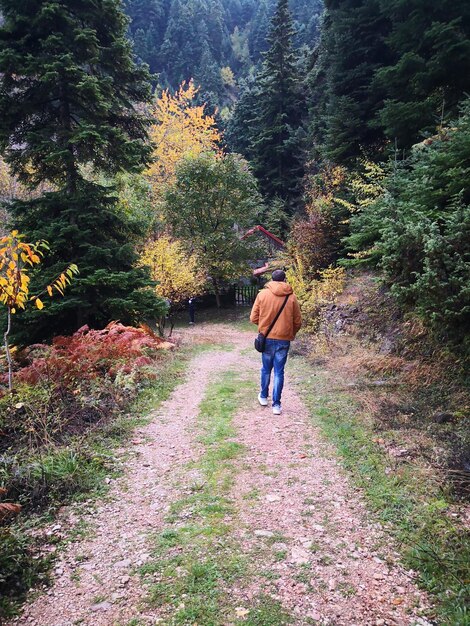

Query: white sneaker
[272,405,282,415]
[258,394,268,406]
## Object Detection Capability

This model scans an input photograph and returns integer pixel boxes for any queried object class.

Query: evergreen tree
[122,0,322,107]
[225,75,260,158]
[248,0,271,61]
[195,42,225,105]
[125,0,169,73]
[249,0,306,215]
[375,0,470,148]
[308,0,392,163]
[348,101,470,344]
[159,0,203,85]
[0,0,165,343]
[290,0,323,49]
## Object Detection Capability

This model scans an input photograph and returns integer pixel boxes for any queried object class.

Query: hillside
[124,0,323,107]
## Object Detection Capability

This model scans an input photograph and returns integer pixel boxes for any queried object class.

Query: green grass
[243,595,292,626]
[172,306,254,331]
[140,370,293,625]
[292,358,470,626]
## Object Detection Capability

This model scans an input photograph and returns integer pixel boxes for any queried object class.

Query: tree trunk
[4,307,13,393]
[212,278,221,309]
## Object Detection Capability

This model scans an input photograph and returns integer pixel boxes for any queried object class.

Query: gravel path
[10,322,431,626]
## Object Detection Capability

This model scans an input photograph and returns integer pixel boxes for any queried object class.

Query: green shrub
[347,98,470,345]
[0,525,50,619]
[1,446,110,511]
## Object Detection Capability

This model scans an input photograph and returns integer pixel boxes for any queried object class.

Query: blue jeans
[260,339,290,407]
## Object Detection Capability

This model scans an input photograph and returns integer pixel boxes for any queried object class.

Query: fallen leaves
[235,607,250,618]
[0,502,22,520]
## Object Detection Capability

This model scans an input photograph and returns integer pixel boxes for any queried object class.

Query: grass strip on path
[292,358,470,626]
[138,370,293,626]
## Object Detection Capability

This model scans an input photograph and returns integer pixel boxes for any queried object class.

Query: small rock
[290,547,310,565]
[111,592,125,601]
[115,559,132,568]
[120,575,131,585]
[254,530,275,538]
[432,411,454,424]
[81,563,96,571]
[308,611,321,621]
[266,494,282,503]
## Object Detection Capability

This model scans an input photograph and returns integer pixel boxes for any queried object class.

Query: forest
[0,0,469,624]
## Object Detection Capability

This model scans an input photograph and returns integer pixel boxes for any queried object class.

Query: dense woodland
[124,0,322,109]
[0,0,469,622]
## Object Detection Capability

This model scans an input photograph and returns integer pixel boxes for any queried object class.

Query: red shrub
[16,322,169,387]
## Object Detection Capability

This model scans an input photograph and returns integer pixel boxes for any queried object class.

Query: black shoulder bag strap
[265,294,290,339]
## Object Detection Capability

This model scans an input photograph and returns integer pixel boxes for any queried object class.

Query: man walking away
[250,270,302,415]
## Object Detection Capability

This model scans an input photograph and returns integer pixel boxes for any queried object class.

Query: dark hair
[272,269,286,282]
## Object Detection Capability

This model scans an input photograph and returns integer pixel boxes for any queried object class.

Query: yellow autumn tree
[286,259,346,333]
[147,81,221,200]
[0,231,78,391]
[140,235,205,305]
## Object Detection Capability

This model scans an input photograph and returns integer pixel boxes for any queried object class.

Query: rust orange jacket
[250,281,302,341]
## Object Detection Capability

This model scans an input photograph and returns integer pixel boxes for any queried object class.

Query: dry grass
[304,271,470,504]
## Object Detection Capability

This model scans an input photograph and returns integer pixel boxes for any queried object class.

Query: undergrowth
[0,341,194,620]
[293,359,470,625]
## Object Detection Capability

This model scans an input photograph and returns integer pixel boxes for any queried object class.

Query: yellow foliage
[220,66,235,87]
[146,81,221,201]
[140,236,205,305]
[287,259,346,332]
[0,231,78,313]
[1,231,78,391]
[305,163,347,217]
[336,159,386,215]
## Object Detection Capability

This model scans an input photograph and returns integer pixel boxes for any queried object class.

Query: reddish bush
[14,322,171,388]
[289,213,337,279]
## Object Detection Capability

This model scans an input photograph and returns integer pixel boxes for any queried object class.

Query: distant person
[165,298,175,337]
[188,297,196,325]
[250,270,302,415]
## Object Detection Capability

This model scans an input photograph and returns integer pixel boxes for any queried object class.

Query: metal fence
[235,285,259,306]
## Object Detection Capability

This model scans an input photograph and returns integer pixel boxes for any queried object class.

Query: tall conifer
[0,0,165,342]
[250,0,306,215]
[308,0,391,163]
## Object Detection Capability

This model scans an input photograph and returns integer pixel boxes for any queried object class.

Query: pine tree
[159,0,202,85]
[0,0,166,343]
[225,75,260,158]
[125,0,169,73]
[375,0,470,148]
[308,0,392,163]
[249,0,270,61]
[249,0,306,215]
[194,42,225,105]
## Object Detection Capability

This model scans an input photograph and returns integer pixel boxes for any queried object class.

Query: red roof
[242,225,285,248]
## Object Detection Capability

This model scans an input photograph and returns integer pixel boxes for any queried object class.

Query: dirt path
[10,323,432,626]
